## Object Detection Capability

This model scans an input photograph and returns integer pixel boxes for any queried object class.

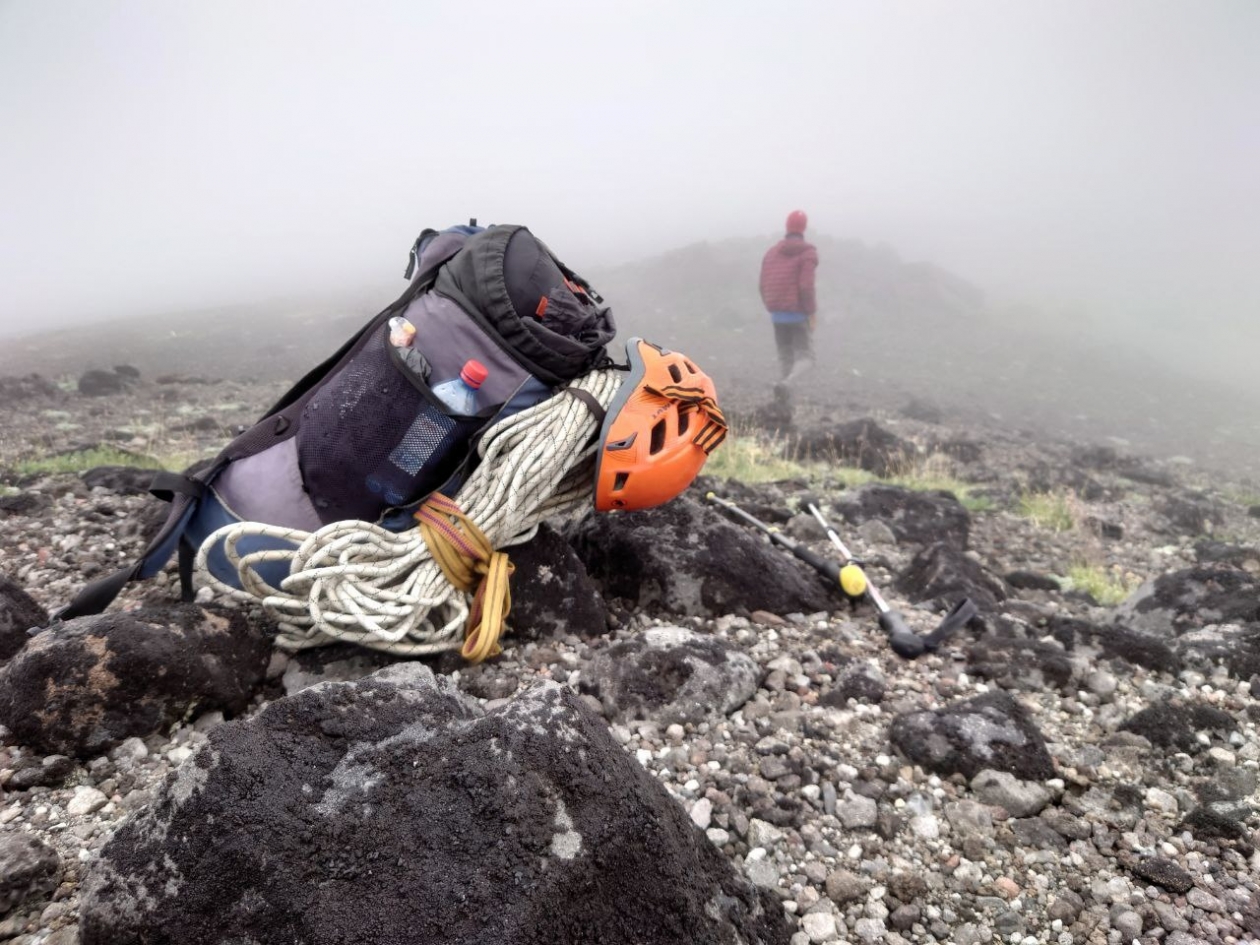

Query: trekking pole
[807,503,977,658]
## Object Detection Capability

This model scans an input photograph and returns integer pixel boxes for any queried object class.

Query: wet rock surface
[0,574,48,663]
[579,625,759,724]
[897,541,1008,612]
[79,664,789,945]
[568,494,833,617]
[790,418,918,476]
[0,830,62,915]
[0,604,272,758]
[889,690,1056,781]
[833,484,971,549]
[505,522,608,642]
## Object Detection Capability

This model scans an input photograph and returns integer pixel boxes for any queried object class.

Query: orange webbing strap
[414,493,514,663]
[648,384,729,454]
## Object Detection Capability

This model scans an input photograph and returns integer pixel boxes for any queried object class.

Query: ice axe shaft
[706,493,844,589]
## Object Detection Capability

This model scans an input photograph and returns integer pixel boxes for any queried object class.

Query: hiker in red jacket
[759,210,818,381]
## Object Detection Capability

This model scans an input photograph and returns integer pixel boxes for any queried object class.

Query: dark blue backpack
[58,223,616,618]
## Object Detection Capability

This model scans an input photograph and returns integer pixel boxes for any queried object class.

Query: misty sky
[1,1,1256,335]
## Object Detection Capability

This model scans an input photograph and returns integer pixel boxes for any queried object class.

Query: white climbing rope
[194,368,623,655]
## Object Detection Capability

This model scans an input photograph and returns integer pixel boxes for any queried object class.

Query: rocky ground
[1,333,1259,945]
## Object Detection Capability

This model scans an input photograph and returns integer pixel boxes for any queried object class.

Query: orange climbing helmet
[594,338,728,512]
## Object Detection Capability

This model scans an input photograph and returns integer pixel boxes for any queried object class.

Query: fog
[1,1,1256,390]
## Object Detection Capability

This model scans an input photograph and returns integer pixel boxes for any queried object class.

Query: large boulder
[890,690,1056,781]
[506,522,608,642]
[791,418,917,476]
[0,604,272,758]
[568,496,833,618]
[1115,566,1260,678]
[0,830,62,916]
[579,626,759,724]
[0,575,48,663]
[896,541,1008,612]
[80,664,789,945]
[833,484,971,549]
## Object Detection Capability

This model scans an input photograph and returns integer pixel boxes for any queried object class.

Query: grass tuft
[15,447,165,477]
[703,433,812,484]
[1018,491,1076,532]
[705,432,993,511]
[1066,563,1142,606]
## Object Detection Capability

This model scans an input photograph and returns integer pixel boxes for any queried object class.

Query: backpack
[58,222,617,619]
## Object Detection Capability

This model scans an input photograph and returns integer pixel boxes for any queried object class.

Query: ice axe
[806,503,977,658]
[704,493,975,658]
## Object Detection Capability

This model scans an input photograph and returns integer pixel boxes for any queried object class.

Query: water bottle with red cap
[430,359,488,416]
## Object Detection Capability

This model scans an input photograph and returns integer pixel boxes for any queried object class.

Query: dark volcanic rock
[0,604,271,758]
[78,369,129,397]
[4,754,76,791]
[1127,857,1193,894]
[901,398,943,424]
[0,574,49,663]
[820,662,886,706]
[791,418,918,476]
[1047,617,1182,675]
[1004,570,1061,592]
[1116,460,1177,488]
[897,541,1007,611]
[966,627,1074,693]
[0,829,62,914]
[568,496,833,618]
[1158,493,1224,537]
[81,466,158,496]
[506,523,608,642]
[834,484,971,549]
[0,374,61,401]
[889,690,1056,781]
[0,491,52,517]
[1117,566,1260,678]
[1181,807,1254,852]
[1194,540,1260,569]
[1119,700,1234,754]
[80,665,788,945]
[579,626,758,724]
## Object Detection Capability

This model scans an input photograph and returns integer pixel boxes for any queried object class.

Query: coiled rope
[194,368,622,658]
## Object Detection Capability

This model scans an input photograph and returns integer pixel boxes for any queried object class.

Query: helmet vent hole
[613,472,629,492]
[649,419,667,455]
[677,409,691,436]
[668,364,683,384]
[684,359,697,374]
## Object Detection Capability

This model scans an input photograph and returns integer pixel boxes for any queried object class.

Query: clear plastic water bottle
[388,316,416,347]
[430,360,488,416]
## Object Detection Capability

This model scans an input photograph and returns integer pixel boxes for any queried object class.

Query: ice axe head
[878,610,927,659]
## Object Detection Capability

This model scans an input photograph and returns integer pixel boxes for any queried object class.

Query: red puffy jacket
[759,235,818,315]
